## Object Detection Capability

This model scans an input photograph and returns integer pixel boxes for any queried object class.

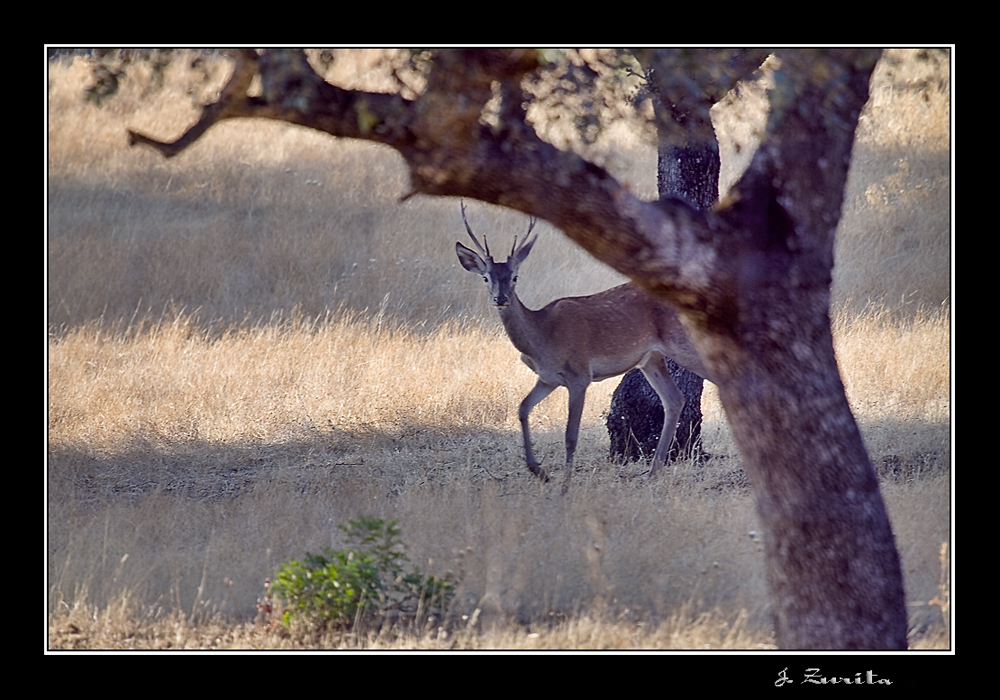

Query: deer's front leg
[519,379,557,482]
[561,380,589,494]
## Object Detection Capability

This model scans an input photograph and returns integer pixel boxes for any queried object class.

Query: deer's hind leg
[638,352,686,479]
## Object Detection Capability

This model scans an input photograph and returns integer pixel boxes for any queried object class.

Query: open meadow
[47,50,951,650]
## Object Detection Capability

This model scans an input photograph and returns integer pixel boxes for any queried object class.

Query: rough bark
[126,48,907,649]
[609,140,718,463]
[608,368,662,462]
[608,51,765,466]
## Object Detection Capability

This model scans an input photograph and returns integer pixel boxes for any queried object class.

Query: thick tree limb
[127,50,725,312]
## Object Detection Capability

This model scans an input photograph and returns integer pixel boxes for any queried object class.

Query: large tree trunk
[680,52,907,648]
[706,275,906,649]
[609,141,716,463]
[126,48,908,649]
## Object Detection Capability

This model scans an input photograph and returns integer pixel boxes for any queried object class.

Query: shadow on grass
[48,412,949,511]
[48,422,534,507]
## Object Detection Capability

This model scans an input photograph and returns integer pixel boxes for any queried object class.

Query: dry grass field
[47,49,951,650]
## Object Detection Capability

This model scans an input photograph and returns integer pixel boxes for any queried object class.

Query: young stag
[456,203,710,489]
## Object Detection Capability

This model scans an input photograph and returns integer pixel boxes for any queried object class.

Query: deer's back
[537,283,707,381]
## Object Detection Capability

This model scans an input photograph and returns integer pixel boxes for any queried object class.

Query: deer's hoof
[528,464,550,482]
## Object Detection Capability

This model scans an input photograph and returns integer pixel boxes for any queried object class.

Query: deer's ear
[456,242,488,274]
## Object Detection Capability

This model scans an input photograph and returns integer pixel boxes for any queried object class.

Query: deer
[456,202,711,490]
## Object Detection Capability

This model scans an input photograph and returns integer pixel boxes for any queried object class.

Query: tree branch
[127,49,259,157]
[127,49,727,311]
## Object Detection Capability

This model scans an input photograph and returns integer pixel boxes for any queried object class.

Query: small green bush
[268,516,454,629]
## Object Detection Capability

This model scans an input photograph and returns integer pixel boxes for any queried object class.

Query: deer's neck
[497,294,544,357]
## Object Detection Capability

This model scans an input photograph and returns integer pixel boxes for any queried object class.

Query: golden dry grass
[47,49,951,650]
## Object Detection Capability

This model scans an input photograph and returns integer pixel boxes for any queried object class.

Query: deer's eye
[482,277,488,283]
[513,276,518,283]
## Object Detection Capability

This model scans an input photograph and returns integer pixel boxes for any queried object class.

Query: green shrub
[268,516,454,629]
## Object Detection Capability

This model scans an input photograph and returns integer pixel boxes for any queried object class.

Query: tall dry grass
[47,49,951,649]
